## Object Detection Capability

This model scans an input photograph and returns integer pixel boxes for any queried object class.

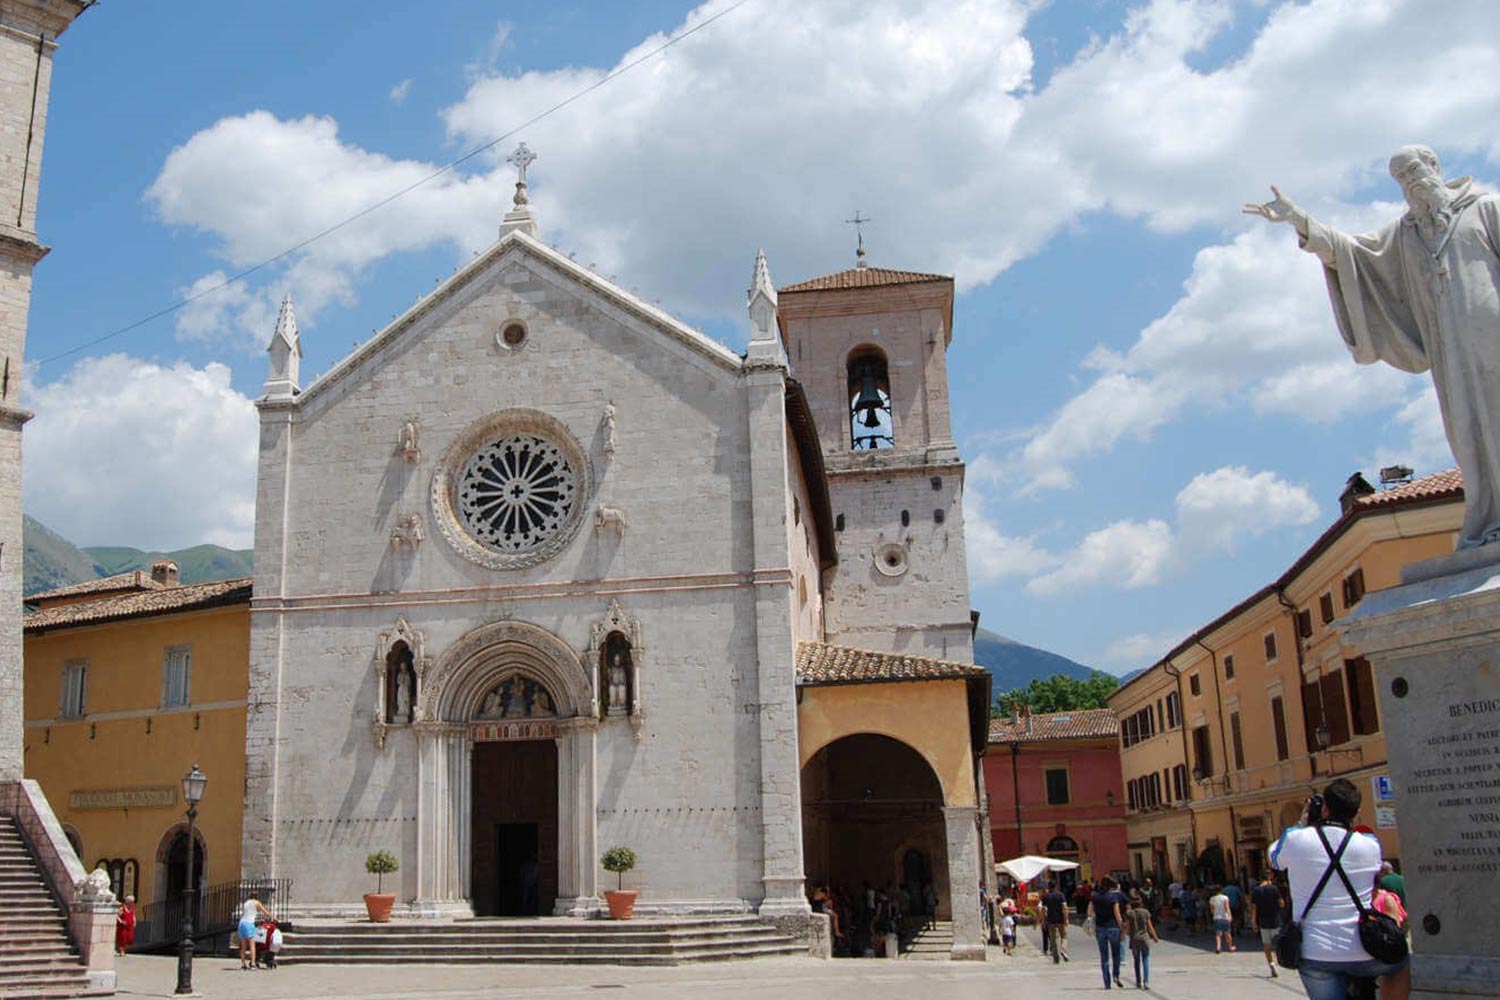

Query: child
[1000,908,1017,955]
[1126,890,1160,989]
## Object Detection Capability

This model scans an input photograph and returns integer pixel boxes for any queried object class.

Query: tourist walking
[1090,876,1125,989]
[1000,907,1017,955]
[237,893,273,970]
[1125,890,1159,989]
[1250,870,1286,978]
[1209,885,1235,953]
[113,895,135,955]
[1270,779,1410,1000]
[1042,879,1070,964]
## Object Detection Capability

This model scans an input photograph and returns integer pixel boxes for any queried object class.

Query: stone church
[244,160,991,956]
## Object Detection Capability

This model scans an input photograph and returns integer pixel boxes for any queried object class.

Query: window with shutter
[1320,593,1335,624]
[1045,768,1071,805]
[60,662,87,719]
[1301,680,1324,754]
[1230,711,1246,770]
[1189,673,1201,697]
[1223,654,1236,680]
[1297,610,1313,638]
[1192,725,1213,778]
[1320,669,1351,745]
[1263,631,1279,662]
[1346,657,1380,735]
[162,646,191,708]
[1271,695,1290,761]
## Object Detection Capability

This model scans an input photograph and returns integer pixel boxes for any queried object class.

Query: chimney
[151,560,180,587]
[1339,471,1375,514]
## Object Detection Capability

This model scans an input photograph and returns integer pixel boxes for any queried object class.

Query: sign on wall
[68,787,177,810]
[1372,774,1395,802]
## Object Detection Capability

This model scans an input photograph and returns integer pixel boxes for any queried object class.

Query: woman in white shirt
[238,895,273,970]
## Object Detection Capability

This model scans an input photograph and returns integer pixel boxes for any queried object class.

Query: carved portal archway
[413,620,598,917]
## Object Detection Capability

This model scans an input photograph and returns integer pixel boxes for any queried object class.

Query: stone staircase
[900,919,952,960]
[283,914,803,966]
[0,819,91,998]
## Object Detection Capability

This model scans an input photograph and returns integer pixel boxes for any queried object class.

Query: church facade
[244,179,989,955]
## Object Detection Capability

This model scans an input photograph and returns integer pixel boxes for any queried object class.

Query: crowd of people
[808,880,941,958]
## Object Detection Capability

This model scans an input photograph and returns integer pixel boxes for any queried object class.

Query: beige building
[1108,469,1463,885]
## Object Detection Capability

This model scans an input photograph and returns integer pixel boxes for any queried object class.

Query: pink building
[986,708,1128,891]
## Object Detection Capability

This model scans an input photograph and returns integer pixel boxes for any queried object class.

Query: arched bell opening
[847,346,893,450]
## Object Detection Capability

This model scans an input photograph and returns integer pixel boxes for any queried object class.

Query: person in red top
[114,895,135,955]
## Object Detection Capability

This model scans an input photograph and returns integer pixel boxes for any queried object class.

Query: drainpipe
[1162,659,1197,880]
[1196,638,1239,884]
[1011,743,1023,858]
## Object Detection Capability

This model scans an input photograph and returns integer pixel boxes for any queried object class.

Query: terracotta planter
[363,892,396,923]
[604,890,637,920]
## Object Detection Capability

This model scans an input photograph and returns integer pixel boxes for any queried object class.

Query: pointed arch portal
[413,620,598,917]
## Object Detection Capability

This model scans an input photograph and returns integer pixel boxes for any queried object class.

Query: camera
[1306,794,1324,825]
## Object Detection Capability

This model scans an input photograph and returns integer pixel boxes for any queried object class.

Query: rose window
[457,434,578,552]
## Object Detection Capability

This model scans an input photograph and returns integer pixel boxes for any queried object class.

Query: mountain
[21,515,99,596]
[21,517,253,596]
[973,627,1104,691]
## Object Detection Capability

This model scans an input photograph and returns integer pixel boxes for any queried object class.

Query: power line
[36,0,754,368]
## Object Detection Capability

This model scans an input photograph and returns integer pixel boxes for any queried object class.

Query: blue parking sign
[1372,775,1395,802]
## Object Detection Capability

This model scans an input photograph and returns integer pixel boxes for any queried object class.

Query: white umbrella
[997,855,1081,882]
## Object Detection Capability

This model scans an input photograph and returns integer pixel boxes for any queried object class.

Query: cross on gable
[506,142,537,186]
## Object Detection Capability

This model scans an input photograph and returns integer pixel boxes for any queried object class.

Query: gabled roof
[284,230,744,409]
[24,578,252,633]
[989,708,1119,744]
[779,266,951,294]
[796,641,987,686]
[27,570,166,603]
[1352,467,1462,508]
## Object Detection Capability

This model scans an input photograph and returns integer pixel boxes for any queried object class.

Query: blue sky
[23,0,1499,674]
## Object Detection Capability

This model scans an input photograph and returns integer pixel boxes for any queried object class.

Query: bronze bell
[852,365,884,425]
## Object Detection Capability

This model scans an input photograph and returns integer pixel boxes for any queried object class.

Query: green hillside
[973,627,1102,689]
[21,516,253,596]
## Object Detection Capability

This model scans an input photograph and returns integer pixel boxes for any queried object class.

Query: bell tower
[777,248,972,662]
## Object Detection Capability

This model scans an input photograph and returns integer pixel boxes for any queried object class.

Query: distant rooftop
[26,570,167,603]
[989,707,1119,744]
[779,266,950,294]
[25,578,252,632]
[796,641,987,686]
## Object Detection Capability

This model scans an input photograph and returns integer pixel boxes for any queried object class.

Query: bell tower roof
[778,266,949,294]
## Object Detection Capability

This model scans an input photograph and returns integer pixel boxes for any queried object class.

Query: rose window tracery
[457,434,578,553]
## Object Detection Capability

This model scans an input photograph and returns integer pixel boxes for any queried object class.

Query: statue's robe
[1300,179,1500,548]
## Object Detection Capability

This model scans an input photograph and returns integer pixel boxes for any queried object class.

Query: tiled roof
[26,570,166,602]
[24,578,252,632]
[795,641,988,686]
[988,708,1119,744]
[779,266,950,294]
[1353,467,1462,507]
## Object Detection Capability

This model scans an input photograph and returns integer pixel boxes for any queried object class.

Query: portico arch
[413,620,598,917]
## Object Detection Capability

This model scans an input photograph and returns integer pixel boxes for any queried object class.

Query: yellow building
[1108,470,1462,885]
[22,562,251,937]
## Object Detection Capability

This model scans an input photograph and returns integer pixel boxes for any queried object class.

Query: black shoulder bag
[1321,833,1409,965]
[1274,828,1351,970]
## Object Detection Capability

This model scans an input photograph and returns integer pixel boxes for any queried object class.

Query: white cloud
[24,356,258,550]
[964,486,1057,584]
[1370,383,1454,475]
[144,0,1500,349]
[388,79,412,105]
[1026,518,1174,596]
[1101,627,1188,671]
[1175,465,1320,553]
[1022,465,1317,596]
[173,271,277,353]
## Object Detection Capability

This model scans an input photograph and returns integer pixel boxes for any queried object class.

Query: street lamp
[1313,723,1331,751]
[175,765,206,996]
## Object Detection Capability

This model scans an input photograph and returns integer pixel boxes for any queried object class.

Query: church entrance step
[281,916,805,966]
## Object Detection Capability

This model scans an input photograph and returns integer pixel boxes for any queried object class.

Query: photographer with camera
[1269,779,1409,1000]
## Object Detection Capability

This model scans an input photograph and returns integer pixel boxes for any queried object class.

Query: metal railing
[134,877,292,954]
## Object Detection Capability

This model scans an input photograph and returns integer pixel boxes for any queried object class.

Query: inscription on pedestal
[1407,698,1500,877]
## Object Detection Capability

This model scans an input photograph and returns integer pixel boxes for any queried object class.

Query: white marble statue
[394,662,413,723]
[1246,144,1500,548]
[607,651,628,715]
[77,864,115,902]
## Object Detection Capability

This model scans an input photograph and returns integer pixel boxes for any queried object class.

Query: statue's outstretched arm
[1243,186,1311,239]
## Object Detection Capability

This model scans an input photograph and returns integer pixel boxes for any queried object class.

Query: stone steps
[283,916,804,966]
[901,920,953,960]
[0,819,91,999]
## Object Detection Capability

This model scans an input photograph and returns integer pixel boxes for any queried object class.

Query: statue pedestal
[1341,547,1500,998]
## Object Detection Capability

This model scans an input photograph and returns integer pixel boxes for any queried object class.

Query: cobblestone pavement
[115,927,1309,1000]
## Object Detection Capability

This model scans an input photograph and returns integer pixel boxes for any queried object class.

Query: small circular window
[499,322,528,349]
[874,542,909,577]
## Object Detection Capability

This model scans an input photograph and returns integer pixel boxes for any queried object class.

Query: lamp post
[175,765,207,996]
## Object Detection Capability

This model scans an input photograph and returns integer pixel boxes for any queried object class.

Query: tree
[993,672,1119,716]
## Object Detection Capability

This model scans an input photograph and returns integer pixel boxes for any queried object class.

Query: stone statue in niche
[600,632,634,718]
[391,512,424,549]
[397,417,421,463]
[602,401,617,460]
[386,642,416,724]
[474,676,556,720]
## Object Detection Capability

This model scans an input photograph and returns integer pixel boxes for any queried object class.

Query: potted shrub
[363,850,399,923]
[601,846,638,920]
